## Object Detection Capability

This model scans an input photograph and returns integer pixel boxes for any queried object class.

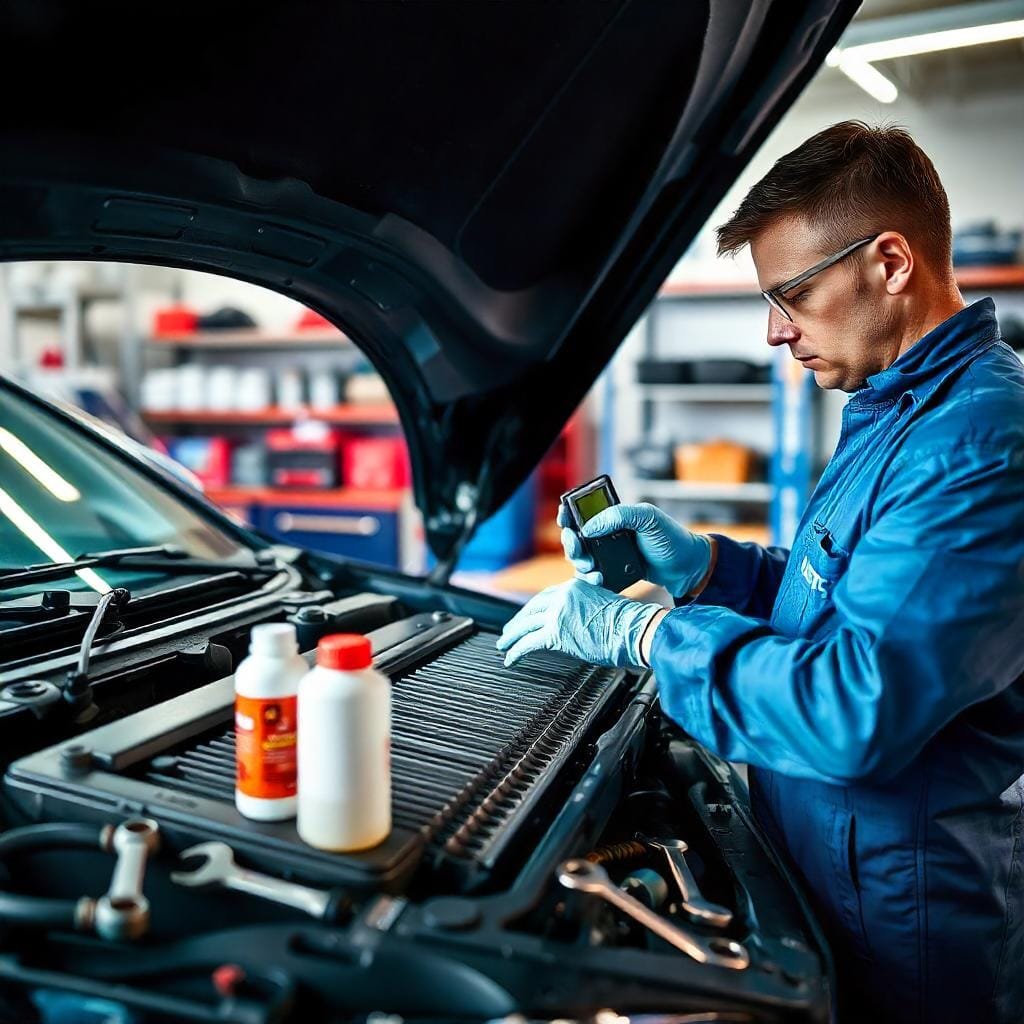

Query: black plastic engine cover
[4,612,629,894]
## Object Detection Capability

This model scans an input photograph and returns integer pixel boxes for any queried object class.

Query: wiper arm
[77,544,188,562]
[0,544,278,590]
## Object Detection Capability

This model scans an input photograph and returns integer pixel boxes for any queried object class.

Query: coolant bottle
[234,623,306,821]
[297,634,392,851]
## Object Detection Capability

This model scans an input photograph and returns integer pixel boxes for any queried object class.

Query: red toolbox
[266,425,345,488]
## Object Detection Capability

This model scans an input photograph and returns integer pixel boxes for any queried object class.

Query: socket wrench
[644,837,733,928]
[171,841,350,922]
[94,818,160,941]
[557,859,748,970]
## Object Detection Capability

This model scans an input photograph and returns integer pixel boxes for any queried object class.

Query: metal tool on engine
[94,818,160,941]
[643,837,733,928]
[556,859,749,970]
[171,841,350,922]
[620,867,669,910]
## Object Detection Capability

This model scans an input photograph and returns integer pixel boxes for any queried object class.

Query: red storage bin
[343,437,410,490]
[295,308,334,332]
[153,305,199,336]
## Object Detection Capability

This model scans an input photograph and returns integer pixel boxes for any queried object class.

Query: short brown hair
[716,121,952,269]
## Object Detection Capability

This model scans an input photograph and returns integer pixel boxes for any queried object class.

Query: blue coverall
[651,299,1024,1022]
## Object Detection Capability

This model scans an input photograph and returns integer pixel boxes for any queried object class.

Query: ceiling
[821,0,1024,101]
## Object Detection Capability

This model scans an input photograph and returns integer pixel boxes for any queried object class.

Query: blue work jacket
[652,299,1024,1022]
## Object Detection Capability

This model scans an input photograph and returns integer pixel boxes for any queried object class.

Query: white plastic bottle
[234,623,306,821]
[297,633,391,851]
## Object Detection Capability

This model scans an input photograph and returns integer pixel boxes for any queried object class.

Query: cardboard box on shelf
[675,439,755,484]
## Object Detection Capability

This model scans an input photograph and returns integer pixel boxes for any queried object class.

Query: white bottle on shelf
[234,623,306,821]
[176,364,206,411]
[277,367,305,410]
[297,634,391,851]
[309,368,339,410]
[206,365,239,411]
[236,367,272,411]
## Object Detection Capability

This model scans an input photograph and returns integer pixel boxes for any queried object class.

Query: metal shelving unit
[141,405,398,427]
[0,265,139,389]
[632,480,774,502]
[615,283,815,546]
[149,329,347,349]
[615,267,1024,546]
[134,306,414,570]
[637,384,774,402]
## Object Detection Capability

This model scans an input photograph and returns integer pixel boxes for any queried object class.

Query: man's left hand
[496,579,663,668]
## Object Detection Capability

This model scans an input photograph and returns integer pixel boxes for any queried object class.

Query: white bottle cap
[249,622,299,657]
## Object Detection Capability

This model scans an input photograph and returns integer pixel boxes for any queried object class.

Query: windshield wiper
[0,544,279,590]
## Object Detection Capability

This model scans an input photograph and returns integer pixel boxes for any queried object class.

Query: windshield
[0,384,249,596]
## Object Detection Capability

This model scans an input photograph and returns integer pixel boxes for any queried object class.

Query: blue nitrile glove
[558,501,711,598]
[496,578,663,668]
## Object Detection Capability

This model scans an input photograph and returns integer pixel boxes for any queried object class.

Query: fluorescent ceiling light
[843,18,1024,62]
[0,486,108,593]
[826,51,899,103]
[829,4,1024,102]
[0,428,81,502]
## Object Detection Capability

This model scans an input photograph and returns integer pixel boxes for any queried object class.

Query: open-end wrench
[94,818,160,941]
[557,859,748,970]
[644,837,733,928]
[171,841,350,923]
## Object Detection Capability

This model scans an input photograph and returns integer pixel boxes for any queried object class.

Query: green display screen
[574,486,613,524]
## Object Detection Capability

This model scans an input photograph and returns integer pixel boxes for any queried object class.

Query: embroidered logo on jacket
[800,556,827,594]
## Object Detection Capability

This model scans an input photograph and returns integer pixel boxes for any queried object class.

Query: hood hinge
[427,481,482,587]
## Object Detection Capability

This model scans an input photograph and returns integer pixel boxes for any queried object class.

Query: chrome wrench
[645,837,733,928]
[556,859,748,970]
[94,818,160,941]
[171,841,349,922]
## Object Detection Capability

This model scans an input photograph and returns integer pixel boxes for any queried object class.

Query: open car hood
[0,1,856,563]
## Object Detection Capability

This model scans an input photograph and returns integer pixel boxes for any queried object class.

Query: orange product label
[235,695,297,800]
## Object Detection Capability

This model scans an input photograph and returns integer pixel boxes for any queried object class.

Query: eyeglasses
[761,234,880,322]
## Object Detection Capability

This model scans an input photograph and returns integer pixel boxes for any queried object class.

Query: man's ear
[874,231,913,295]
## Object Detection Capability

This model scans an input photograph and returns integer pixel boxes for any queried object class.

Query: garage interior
[2,1,1022,604]
[0,2,1023,1022]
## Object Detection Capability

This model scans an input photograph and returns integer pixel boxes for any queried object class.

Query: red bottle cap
[211,963,246,997]
[317,633,372,670]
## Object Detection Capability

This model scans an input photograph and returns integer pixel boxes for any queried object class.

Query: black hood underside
[0,1,857,560]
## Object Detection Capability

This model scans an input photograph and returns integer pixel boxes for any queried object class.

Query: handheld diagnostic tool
[560,475,644,593]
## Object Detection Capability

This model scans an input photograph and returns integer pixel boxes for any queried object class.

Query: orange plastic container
[674,440,753,483]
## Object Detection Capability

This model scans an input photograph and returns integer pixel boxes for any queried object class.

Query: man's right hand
[559,501,712,598]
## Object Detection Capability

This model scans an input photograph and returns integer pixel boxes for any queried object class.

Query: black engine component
[1,598,832,1022]
[5,611,628,895]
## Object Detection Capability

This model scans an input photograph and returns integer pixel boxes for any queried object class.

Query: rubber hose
[0,892,80,929]
[0,823,103,862]
[0,823,102,931]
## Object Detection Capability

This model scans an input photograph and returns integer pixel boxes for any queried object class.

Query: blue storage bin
[457,475,537,572]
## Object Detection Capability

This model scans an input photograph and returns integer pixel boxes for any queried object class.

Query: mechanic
[497,122,1024,1023]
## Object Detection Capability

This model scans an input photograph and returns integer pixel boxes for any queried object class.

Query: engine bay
[0,576,830,1023]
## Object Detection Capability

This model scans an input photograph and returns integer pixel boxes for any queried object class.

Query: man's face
[751,215,901,392]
